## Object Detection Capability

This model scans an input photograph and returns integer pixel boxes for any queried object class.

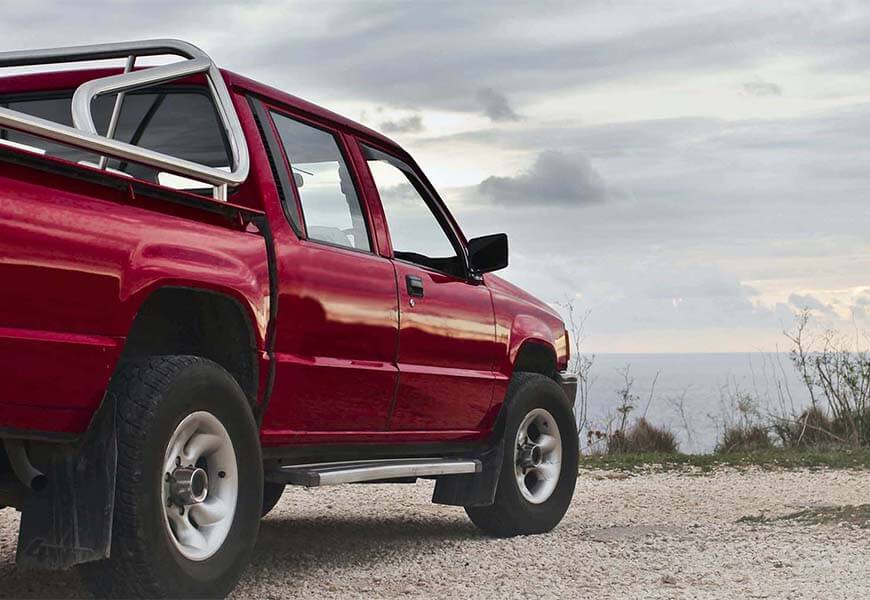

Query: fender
[481,313,561,432]
[119,243,270,351]
[506,315,558,371]
[433,318,560,508]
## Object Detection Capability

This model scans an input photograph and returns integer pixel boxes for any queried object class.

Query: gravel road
[1,467,868,599]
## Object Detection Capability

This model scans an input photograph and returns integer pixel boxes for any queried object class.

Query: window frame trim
[264,104,376,256]
[357,141,472,280]
[247,96,303,235]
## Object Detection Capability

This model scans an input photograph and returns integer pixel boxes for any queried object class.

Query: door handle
[406,274,424,297]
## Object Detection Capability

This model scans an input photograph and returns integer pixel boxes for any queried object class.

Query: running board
[266,457,481,487]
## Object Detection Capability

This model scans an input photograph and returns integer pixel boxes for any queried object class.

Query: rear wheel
[465,372,578,537]
[79,356,262,598]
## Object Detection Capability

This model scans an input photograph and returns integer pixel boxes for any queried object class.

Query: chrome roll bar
[0,39,249,200]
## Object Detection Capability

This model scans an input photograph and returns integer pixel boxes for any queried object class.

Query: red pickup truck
[0,40,578,598]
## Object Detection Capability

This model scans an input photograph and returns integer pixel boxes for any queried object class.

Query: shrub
[828,407,870,447]
[716,425,772,454]
[607,418,679,454]
[786,309,870,447]
[772,406,838,449]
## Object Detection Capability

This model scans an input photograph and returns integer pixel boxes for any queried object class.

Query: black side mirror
[467,233,508,275]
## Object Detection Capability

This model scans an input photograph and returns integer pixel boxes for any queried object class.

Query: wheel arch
[480,318,562,438]
[511,339,558,379]
[119,285,262,405]
[503,313,560,379]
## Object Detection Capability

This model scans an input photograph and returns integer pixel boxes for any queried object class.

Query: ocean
[581,353,813,454]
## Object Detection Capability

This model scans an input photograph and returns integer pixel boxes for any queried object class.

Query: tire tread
[466,372,578,537]
[80,356,233,598]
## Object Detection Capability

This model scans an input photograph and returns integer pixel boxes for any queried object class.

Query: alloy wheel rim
[514,408,562,504]
[161,411,238,561]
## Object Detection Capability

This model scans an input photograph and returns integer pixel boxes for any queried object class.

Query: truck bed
[0,149,271,437]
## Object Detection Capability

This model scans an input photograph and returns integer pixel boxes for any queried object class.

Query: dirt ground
[1,467,868,599]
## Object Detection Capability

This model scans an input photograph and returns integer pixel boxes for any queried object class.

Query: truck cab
[0,40,577,598]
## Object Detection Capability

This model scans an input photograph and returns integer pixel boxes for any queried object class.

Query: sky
[2,0,869,353]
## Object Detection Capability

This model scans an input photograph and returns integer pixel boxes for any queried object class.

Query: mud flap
[432,442,504,507]
[16,400,116,570]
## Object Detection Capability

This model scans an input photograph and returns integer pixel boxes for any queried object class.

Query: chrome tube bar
[98,54,135,170]
[0,39,249,193]
[71,58,212,134]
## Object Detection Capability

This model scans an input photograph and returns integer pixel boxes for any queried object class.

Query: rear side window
[270,112,370,252]
[0,90,231,191]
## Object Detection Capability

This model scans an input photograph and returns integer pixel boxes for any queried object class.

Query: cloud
[208,1,870,118]
[850,292,870,321]
[788,293,835,316]
[477,150,608,206]
[743,80,783,96]
[1,1,869,352]
[476,87,520,122]
[376,182,418,206]
[378,114,423,134]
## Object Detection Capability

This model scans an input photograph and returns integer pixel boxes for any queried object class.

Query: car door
[359,142,499,431]
[260,109,399,436]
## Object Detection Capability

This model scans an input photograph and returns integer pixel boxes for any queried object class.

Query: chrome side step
[266,457,481,487]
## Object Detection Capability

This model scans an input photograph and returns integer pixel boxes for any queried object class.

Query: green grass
[579,448,870,473]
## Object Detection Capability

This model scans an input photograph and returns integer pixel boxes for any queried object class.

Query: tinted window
[271,113,370,252]
[362,144,462,276]
[0,90,231,190]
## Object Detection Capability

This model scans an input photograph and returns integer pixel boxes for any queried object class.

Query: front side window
[271,112,370,252]
[362,144,463,276]
[0,90,231,192]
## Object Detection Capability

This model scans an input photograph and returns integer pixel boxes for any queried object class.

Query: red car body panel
[0,157,271,435]
[388,261,499,431]
[0,67,569,447]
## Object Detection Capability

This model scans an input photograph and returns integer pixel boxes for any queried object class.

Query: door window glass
[362,144,462,276]
[271,113,370,252]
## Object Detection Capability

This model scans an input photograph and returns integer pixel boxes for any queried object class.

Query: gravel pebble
[1,467,868,599]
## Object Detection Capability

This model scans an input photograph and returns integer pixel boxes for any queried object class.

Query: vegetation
[580,365,678,455]
[714,385,772,454]
[711,310,870,455]
[716,424,772,453]
[579,448,870,472]
[781,309,870,448]
[557,299,595,436]
[607,418,679,454]
[561,300,870,465]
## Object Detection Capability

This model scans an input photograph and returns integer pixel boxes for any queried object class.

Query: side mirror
[467,233,508,275]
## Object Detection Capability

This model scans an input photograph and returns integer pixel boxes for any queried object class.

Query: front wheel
[262,482,285,518]
[79,356,263,598]
[465,372,578,537]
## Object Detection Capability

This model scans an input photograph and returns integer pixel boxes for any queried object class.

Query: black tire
[261,482,285,518]
[465,372,578,537]
[79,356,263,599]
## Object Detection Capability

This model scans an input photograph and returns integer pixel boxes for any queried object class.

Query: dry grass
[607,417,678,454]
[580,448,870,472]
[716,425,773,454]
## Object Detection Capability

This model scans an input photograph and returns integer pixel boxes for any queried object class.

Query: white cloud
[1,0,868,351]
